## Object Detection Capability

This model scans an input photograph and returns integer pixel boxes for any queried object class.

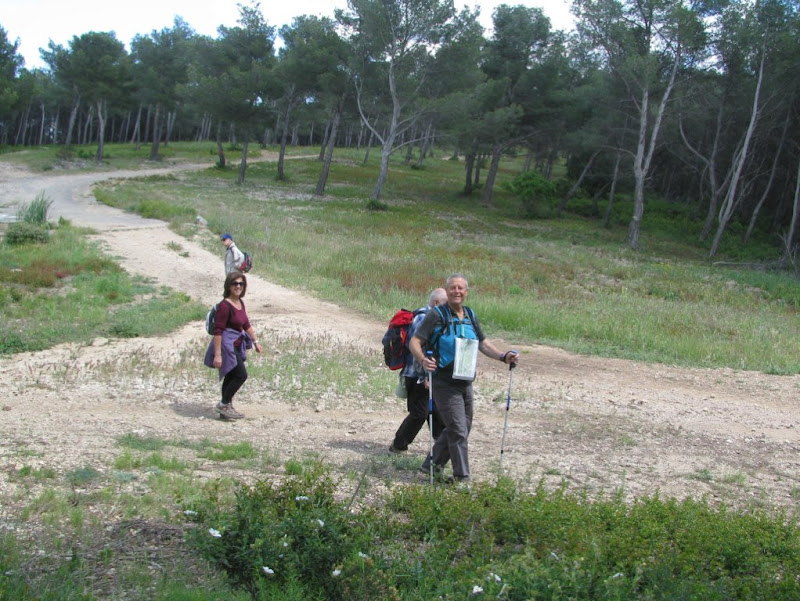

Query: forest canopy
[1,0,798,263]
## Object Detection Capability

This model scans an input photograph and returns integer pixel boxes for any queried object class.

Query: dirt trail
[1,159,799,512]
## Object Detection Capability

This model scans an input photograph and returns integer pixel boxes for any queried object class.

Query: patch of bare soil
[0,160,799,523]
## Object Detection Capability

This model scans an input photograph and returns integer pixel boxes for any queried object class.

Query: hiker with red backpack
[409,274,519,485]
[388,288,447,454]
[221,233,251,275]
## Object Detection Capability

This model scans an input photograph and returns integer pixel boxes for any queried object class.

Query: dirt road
[1,159,799,513]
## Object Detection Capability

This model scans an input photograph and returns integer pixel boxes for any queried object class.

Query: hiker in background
[204,272,262,419]
[409,273,519,484]
[221,233,245,275]
[389,288,447,454]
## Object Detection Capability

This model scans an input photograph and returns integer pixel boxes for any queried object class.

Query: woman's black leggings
[221,349,248,404]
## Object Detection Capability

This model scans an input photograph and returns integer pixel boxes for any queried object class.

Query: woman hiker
[204,271,262,419]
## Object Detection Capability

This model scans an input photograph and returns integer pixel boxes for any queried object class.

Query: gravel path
[1,159,799,513]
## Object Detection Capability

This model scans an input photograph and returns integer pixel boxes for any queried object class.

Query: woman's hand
[254,341,262,353]
[213,354,222,369]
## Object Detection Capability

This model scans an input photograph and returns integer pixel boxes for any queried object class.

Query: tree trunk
[362,128,374,166]
[316,97,344,196]
[83,105,94,146]
[237,138,249,185]
[558,149,601,217]
[148,105,162,161]
[95,100,106,162]
[627,54,679,249]
[216,122,226,168]
[709,51,765,258]
[38,102,46,146]
[277,96,295,181]
[481,143,503,207]
[603,150,622,228]
[779,154,800,267]
[64,92,80,148]
[165,110,175,147]
[318,118,331,161]
[463,151,475,195]
[130,102,142,147]
[744,104,790,244]
[416,122,433,168]
[144,105,151,144]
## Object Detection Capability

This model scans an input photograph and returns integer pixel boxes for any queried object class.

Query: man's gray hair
[446,273,469,288]
[429,287,447,305]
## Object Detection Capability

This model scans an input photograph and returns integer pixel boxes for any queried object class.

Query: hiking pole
[426,350,435,485]
[499,354,517,472]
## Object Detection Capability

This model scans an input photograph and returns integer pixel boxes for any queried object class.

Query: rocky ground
[1,158,799,519]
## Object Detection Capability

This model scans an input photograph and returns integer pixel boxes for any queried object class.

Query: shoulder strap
[218,299,235,329]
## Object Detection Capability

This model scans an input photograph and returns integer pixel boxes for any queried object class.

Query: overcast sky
[4,0,575,71]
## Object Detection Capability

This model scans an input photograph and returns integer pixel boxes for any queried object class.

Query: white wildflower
[183,510,197,516]
[487,572,501,583]
[262,566,274,575]
[332,568,342,577]
[317,519,325,527]
[283,541,289,547]
[295,495,309,501]
[471,585,484,595]
[358,552,370,559]
[208,528,222,538]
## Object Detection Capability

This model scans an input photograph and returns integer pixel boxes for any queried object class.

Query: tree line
[1,0,798,263]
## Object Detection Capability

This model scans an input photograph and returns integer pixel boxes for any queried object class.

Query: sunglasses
[231,281,245,287]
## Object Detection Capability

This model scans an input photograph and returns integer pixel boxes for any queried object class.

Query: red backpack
[381,309,416,370]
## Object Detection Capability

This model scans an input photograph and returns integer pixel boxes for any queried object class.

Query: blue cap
[221,233,233,240]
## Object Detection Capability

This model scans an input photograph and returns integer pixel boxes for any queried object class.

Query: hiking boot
[216,402,241,420]
[419,461,444,479]
[228,404,245,418]
[388,443,406,454]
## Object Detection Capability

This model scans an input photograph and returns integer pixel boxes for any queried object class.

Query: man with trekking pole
[409,273,519,485]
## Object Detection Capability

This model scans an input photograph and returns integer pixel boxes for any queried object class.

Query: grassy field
[2,142,799,600]
[83,141,800,374]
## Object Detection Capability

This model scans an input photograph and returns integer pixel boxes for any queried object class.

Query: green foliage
[504,169,559,217]
[365,198,388,211]
[66,466,102,486]
[187,463,384,599]
[184,472,800,600]
[4,221,49,245]
[16,192,53,225]
[0,223,205,353]
[88,145,797,373]
[196,442,255,462]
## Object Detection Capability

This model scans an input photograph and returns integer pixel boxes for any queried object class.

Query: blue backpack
[429,304,477,369]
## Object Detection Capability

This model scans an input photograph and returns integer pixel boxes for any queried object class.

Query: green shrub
[4,222,49,245]
[504,170,558,217]
[188,464,378,599]
[17,193,53,225]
